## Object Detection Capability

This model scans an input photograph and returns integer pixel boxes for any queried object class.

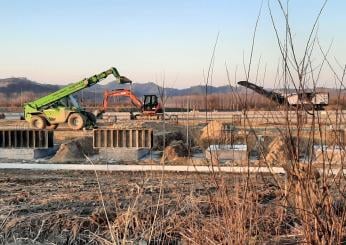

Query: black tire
[68,113,86,130]
[30,115,47,129]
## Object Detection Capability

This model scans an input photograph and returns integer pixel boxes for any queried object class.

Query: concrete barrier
[314,145,345,164]
[93,129,154,161]
[0,130,55,160]
[0,129,53,148]
[206,144,248,164]
[93,129,153,148]
[93,129,153,161]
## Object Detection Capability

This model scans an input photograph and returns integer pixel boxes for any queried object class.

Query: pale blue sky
[0,0,345,88]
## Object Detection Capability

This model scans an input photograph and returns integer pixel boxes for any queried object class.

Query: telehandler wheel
[30,115,47,129]
[68,113,86,130]
[46,124,58,130]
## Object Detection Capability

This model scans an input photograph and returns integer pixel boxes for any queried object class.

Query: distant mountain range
[0,77,238,98]
[0,77,60,94]
[0,77,335,104]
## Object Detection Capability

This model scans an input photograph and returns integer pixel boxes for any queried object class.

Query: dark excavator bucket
[119,76,132,84]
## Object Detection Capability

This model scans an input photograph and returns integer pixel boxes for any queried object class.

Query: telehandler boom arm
[24,67,132,130]
[25,67,131,111]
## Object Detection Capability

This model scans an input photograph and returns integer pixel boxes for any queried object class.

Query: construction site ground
[0,113,345,166]
[0,169,294,244]
[0,111,345,243]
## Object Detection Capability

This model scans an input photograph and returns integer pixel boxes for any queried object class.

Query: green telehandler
[24,67,132,130]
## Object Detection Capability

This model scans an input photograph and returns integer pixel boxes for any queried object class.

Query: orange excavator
[102,89,163,119]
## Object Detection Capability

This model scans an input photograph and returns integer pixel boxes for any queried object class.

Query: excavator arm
[102,89,143,112]
[25,68,131,111]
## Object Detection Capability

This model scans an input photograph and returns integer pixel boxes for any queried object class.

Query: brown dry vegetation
[0,170,303,244]
[1,166,345,244]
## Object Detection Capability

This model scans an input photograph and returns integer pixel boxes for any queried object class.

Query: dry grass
[2,1,346,244]
[0,170,298,244]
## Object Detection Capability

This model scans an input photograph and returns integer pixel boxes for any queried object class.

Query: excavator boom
[103,89,143,111]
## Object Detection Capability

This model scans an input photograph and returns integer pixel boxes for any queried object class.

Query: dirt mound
[111,120,145,129]
[162,140,189,162]
[199,121,227,148]
[200,121,224,141]
[265,137,290,166]
[50,137,96,163]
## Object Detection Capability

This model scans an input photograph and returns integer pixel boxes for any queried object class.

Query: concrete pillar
[93,128,153,149]
[0,129,53,149]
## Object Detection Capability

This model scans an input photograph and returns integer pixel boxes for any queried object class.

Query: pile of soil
[200,121,224,141]
[50,137,96,163]
[111,120,145,129]
[265,137,290,166]
[199,121,227,148]
[161,140,189,162]
[54,131,92,144]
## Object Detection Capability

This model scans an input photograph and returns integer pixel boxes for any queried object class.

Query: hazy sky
[0,0,345,88]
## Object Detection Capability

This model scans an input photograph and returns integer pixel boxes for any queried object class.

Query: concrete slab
[314,145,345,164]
[99,148,150,161]
[206,144,248,164]
[0,147,57,160]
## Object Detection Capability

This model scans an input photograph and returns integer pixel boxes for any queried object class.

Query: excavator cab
[143,95,161,113]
